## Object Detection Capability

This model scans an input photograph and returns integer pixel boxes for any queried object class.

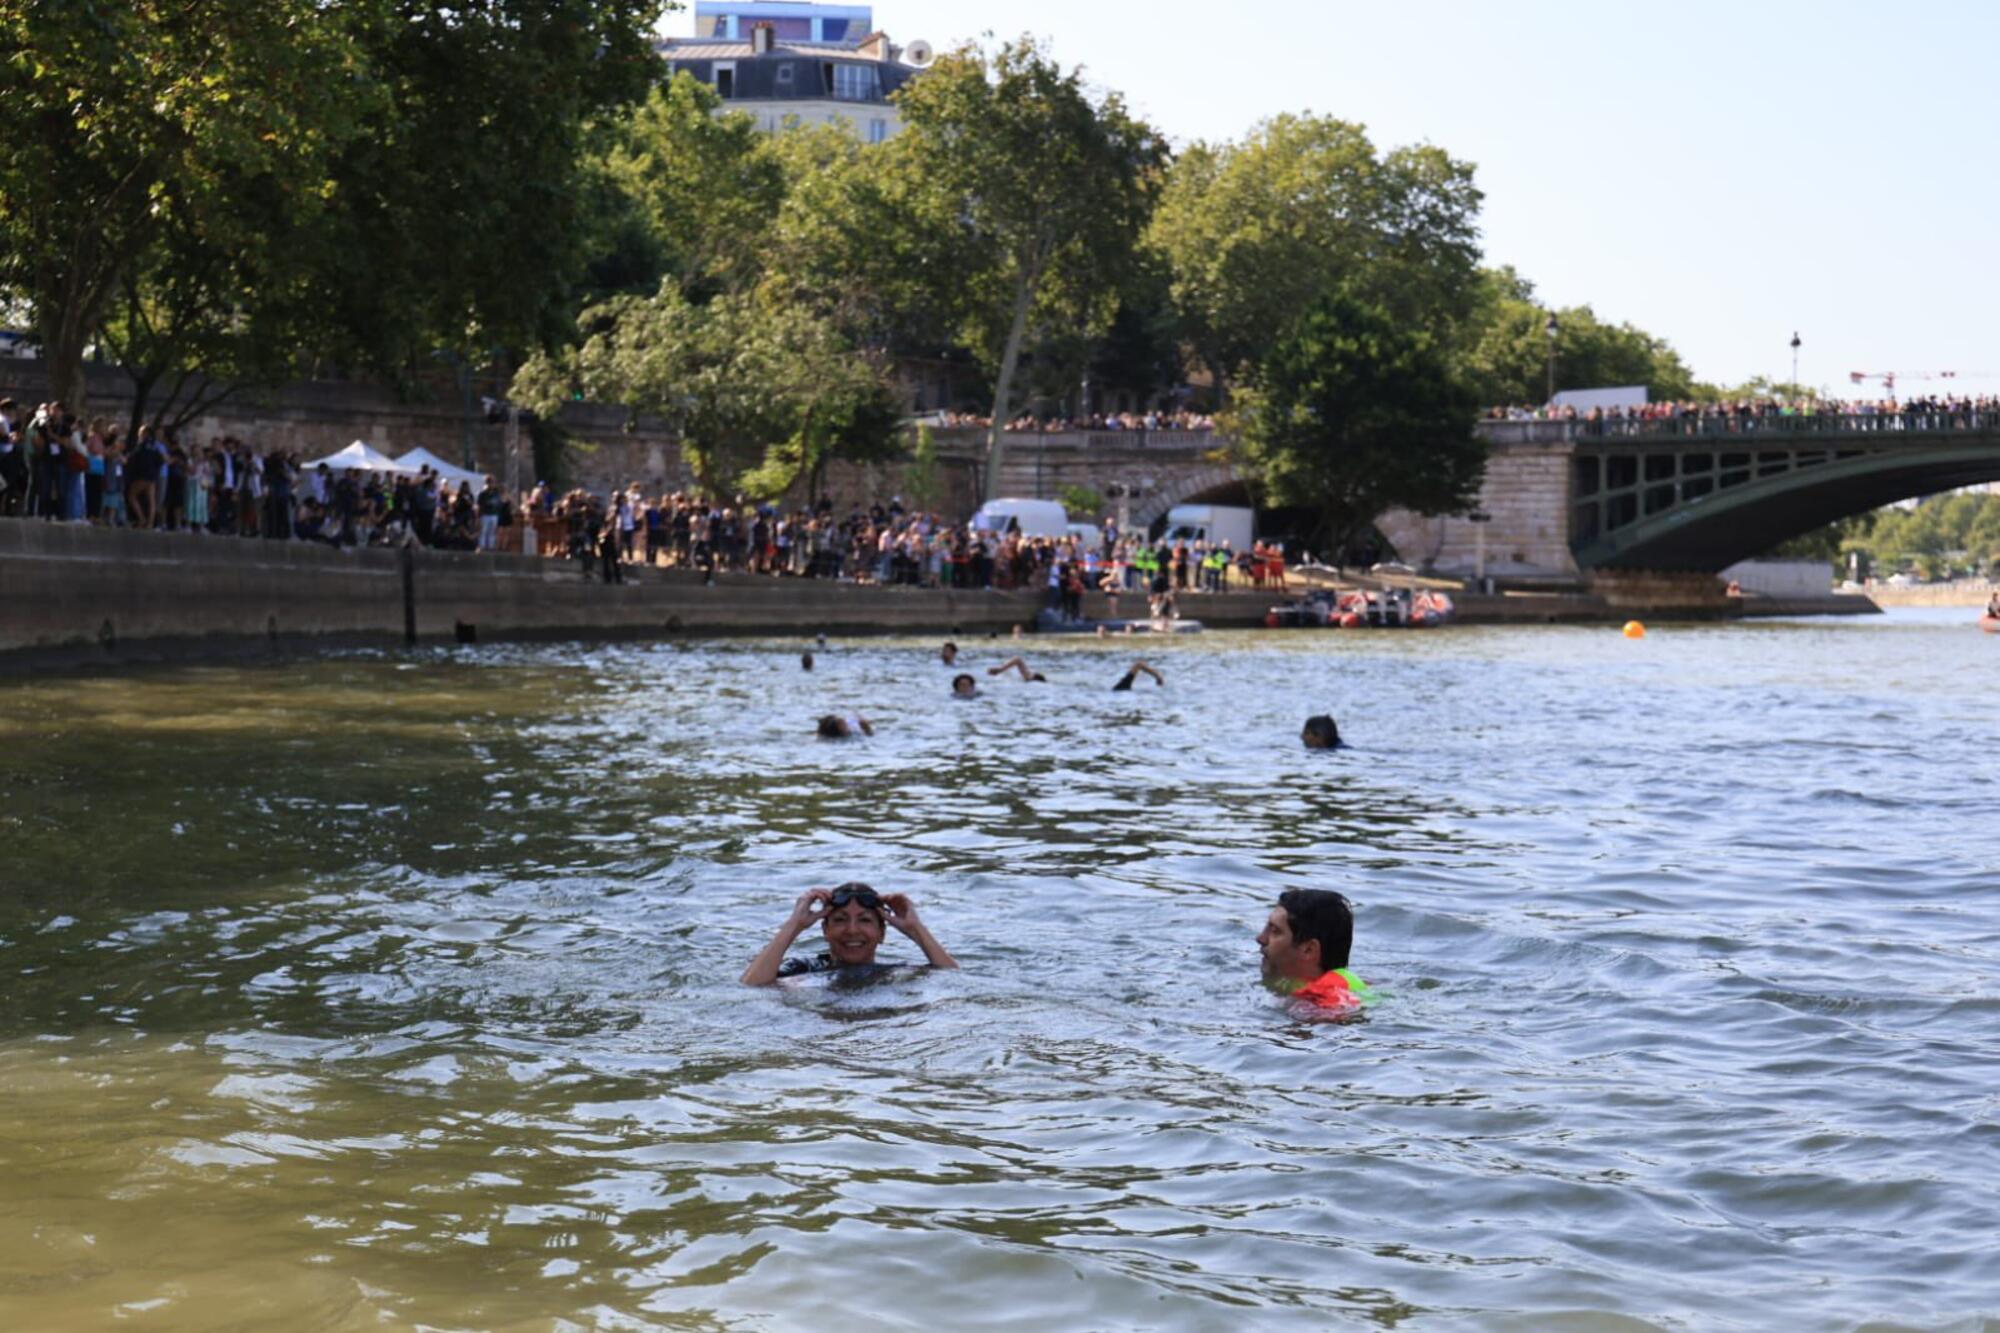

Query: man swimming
[950,673,978,698]
[816,713,873,738]
[1256,888,1374,1015]
[940,640,959,666]
[741,883,958,985]
[1111,660,1162,692]
[1301,715,1339,748]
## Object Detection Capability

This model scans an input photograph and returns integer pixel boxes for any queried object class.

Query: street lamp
[1543,312,1559,405]
[1790,331,1801,391]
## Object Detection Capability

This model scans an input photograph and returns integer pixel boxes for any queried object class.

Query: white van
[1160,503,1254,551]
[971,498,1071,540]
[1065,521,1102,551]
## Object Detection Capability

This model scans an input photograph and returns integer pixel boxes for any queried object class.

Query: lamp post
[1543,312,1559,405]
[1790,331,1801,392]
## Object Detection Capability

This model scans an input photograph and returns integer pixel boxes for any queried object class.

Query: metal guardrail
[1576,412,2000,440]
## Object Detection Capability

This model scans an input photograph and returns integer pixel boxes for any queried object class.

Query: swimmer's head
[1095,625,1109,637]
[816,714,850,739]
[1302,715,1339,749]
[1011,624,1024,639]
[940,641,958,665]
[1259,889,1353,984]
[823,881,886,962]
[950,673,977,698]
[801,651,815,671]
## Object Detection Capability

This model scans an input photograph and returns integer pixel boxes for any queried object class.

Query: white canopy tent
[302,441,417,474]
[394,446,488,491]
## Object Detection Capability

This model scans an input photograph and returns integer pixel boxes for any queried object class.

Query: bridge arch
[1575,437,2000,570]
[1126,466,1245,530]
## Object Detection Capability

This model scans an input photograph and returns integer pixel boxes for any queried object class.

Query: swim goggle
[827,886,883,911]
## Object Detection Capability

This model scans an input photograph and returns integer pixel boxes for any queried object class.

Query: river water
[1,609,1995,1330]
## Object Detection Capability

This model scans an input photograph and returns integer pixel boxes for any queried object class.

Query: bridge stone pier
[1376,424,1581,583]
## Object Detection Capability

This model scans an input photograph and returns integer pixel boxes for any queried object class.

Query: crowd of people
[0,398,515,550]
[922,409,1217,433]
[1487,394,2000,428]
[533,484,1293,613]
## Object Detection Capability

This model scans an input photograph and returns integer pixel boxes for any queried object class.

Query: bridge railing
[924,427,1220,453]
[1575,411,2000,440]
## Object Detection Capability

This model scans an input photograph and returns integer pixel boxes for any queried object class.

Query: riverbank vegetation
[1,6,1716,527]
[1774,492,2000,581]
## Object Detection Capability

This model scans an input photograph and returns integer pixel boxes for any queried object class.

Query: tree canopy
[1226,287,1486,555]
[1150,114,1483,394]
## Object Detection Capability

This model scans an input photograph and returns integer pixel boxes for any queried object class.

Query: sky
[673,0,2000,397]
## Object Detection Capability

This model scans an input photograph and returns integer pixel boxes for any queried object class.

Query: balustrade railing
[1575,411,2000,440]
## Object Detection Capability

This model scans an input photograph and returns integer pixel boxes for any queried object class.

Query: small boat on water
[1036,610,1204,635]
[1265,587,1455,629]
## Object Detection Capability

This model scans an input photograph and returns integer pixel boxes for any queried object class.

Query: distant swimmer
[988,656,1049,682]
[951,673,978,699]
[816,713,873,738]
[1301,715,1340,749]
[1257,889,1375,1017]
[742,883,958,985]
[1111,660,1162,692]
[801,651,815,672]
[940,640,960,666]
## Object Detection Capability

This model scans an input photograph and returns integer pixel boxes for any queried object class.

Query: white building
[659,6,932,141]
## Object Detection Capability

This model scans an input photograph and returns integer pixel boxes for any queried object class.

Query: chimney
[750,22,774,54]
[856,31,889,61]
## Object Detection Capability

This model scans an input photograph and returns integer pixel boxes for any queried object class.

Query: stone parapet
[1376,437,1579,581]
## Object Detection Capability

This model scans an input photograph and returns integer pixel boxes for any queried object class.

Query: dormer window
[774,62,795,87]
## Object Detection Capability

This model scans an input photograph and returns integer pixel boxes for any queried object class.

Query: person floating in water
[742,883,958,985]
[939,640,960,666]
[1301,715,1340,748]
[950,672,978,698]
[1257,889,1375,1016]
[816,713,873,738]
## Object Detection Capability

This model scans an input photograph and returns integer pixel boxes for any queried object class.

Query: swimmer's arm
[742,888,827,986]
[882,894,958,970]
[987,657,1030,679]
[857,716,874,736]
[1130,660,1162,685]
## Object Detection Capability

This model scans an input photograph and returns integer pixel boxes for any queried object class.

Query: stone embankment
[0,520,1042,670]
[0,521,1880,673]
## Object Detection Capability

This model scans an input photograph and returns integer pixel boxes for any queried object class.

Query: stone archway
[1126,466,1246,530]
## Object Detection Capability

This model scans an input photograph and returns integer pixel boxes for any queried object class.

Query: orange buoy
[1623,620,1647,639]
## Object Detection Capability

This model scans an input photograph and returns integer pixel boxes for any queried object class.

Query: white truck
[1158,503,1255,552]
[970,498,1072,540]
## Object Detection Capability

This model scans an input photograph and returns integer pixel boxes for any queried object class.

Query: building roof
[658,35,923,102]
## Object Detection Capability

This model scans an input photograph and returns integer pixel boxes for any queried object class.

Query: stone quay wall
[0,519,1043,671]
[1376,436,1579,581]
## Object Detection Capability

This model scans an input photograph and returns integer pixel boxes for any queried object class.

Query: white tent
[394,446,488,491]
[303,441,417,474]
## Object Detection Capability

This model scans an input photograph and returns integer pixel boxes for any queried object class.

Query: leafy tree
[1151,115,1482,394]
[902,425,942,511]
[1458,267,1698,406]
[310,0,667,378]
[889,38,1166,497]
[1225,287,1485,555]
[596,74,788,302]
[1058,484,1106,518]
[512,284,897,498]
[0,0,378,407]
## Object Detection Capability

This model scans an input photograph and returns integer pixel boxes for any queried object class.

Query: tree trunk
[982,272,1035,502]
[38,303,92,417]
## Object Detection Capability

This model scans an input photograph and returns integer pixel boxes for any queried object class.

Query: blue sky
[675,1,2000,396]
